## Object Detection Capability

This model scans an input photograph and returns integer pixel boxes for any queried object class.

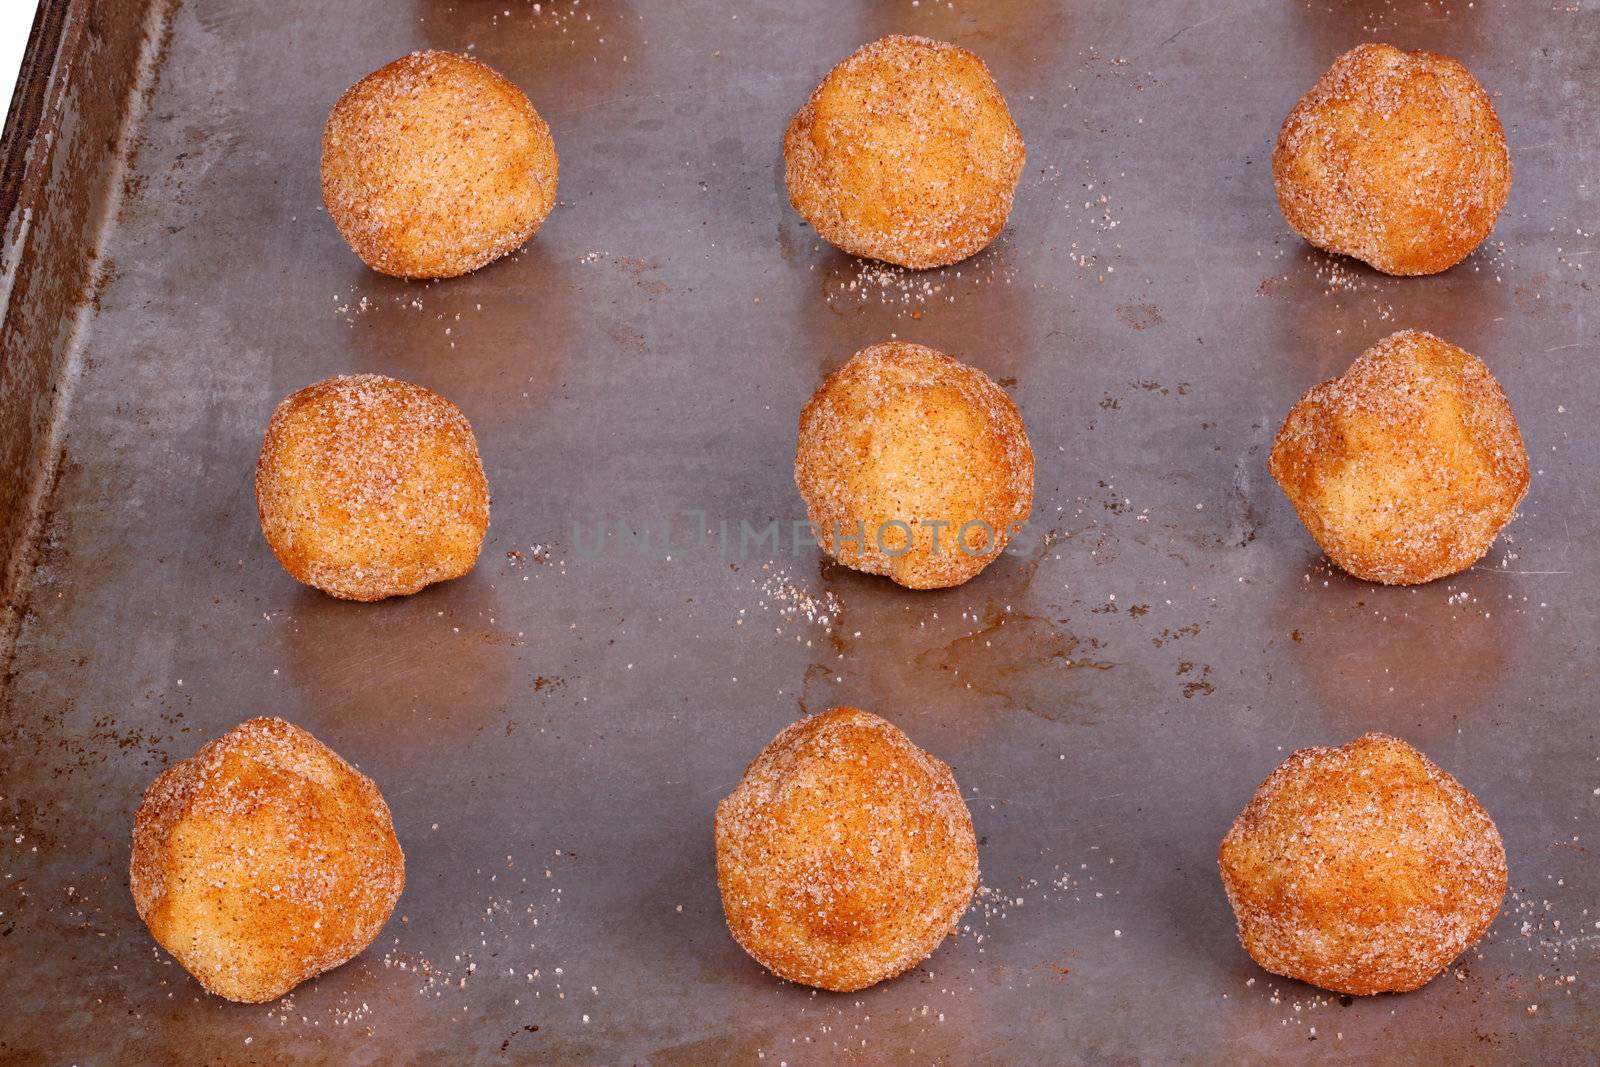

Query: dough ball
[1269,329,1526,585]
[1219,733,1506,996]
[784,35,1025,269]
[795,342,1033,589]
[130,718,405,1003]
[715,707,978,992]
[256,374,490,601]
[1274,43,1511,276]
[322,50,558,279]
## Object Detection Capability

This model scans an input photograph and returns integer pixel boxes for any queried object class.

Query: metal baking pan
[1,0,1595,1062]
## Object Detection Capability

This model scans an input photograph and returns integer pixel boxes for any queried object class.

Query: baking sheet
[1,0,1597,1062]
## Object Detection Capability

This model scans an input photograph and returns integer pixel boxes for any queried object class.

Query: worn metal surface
[0,0,161,633]
[2,1,1598,1062]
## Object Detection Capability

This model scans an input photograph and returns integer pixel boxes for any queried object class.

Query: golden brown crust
[715,707,978,992]
[321,50,558,279]
[1269,329,1527,585]
[795,342,1033,590]
[1273,43,1511,276]
[130,718,405,1003]
[1219,733,1506,996]
[784,35,1025,269]
[255,374,490,601]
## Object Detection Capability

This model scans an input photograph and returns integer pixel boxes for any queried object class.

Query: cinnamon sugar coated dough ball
[130,718,405,1003]
[1270,330,1527,585]
[322,51,558,278]
[784,35,1024,269]
[1274,43,1511,276]
[715,707,978,992]
[256,374,490,601]
[1220,733,1506,996]
[796,342,1033,589]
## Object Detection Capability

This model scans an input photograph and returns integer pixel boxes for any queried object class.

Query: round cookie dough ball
[130,718,405,1003]
[795,342,1033,590]
[256,374,490,601]
[715,707,978,992]
[322,50,558,279]
[1274,43,1511,276]
[1269,329,1527,585]
[1219,733,1506,996]
[784,35,1025,269]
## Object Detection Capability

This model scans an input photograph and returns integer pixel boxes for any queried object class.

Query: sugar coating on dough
[255,374,490,601]
[796,341,1033,590]
[715,707,978,992]
[785,35,1025,269]
[322,50,558,279]
[1219,733,1506,996]
[130,718,406,1003]
[1269,329,1527,586]
[1274,43,1511,276]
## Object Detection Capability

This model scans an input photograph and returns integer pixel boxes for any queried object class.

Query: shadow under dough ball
[795,341,1034,589]
[715,707,978,992]
[1274,43,1511,276]
[255,374,490,601]
[1269,329,1527,586]
[784,34,1025,269]
[130,718,406,1003]
[321,50,558,279]
[1219,733,1506,996]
